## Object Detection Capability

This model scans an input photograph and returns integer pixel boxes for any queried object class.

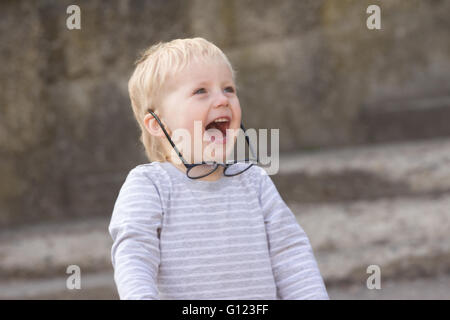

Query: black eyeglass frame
[147,109,259,179]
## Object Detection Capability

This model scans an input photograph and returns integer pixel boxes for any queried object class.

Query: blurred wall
[1,0,449,227]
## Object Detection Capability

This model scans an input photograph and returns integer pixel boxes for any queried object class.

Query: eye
[194,88,206,95]
[224,86,235,93]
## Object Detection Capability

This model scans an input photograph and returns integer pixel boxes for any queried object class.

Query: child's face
[157,58,242,163]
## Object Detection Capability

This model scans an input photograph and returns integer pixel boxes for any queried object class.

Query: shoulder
[116,162,173,199]
[110,164,166,232]
[114,162,171,207]
[126,162,170,185]
[240,164,272,189]
[247,164,270,177]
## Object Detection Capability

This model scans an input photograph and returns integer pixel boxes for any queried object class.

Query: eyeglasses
[147,109,259,179]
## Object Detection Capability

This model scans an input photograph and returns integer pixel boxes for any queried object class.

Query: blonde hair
[128,37,236,162]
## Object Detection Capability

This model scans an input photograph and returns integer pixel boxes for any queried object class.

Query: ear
[144,113,170,137]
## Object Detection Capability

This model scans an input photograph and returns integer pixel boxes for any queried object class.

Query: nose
[212,89,229,108]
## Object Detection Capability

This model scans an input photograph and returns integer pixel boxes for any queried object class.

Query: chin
[204,139,236,163]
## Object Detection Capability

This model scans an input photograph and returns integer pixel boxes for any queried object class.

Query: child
[108,37,329,300]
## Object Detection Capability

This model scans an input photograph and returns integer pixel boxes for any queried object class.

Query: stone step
[292,193,450,286]
[1,192,449,298]
[327,273,450,300]
[360,95,450,144]
[3,271,449,300]
[0,217,113,280]
[5,137,450,230]
[0,271,118,300]
[271,137,450,203]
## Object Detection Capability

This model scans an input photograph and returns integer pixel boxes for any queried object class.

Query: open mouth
[205,117,231,143]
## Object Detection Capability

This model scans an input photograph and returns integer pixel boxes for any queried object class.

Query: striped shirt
[108,161,329,300]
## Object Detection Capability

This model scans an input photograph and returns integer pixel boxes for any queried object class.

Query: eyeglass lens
[187,164,219,179]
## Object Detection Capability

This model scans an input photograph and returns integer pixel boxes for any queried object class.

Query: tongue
[205,123,226,142]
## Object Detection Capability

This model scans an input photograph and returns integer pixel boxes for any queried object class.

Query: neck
[168,160,224,182]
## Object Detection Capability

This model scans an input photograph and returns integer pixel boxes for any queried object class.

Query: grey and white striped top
[108,161,329,300]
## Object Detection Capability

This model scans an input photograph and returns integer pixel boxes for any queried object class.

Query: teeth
[213,118,229,123]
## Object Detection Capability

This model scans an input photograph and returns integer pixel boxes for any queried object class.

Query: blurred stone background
[1,0,450,299]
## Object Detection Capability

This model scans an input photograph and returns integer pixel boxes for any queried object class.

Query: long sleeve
[108,167,163,300]
[259,170,329,300]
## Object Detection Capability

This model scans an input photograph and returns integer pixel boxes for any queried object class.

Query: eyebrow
[192,80,235,88]
[193,80,210,87]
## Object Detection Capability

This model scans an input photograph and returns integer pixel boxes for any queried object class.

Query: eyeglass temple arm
[149,109,258,164]
[147,109,190,166]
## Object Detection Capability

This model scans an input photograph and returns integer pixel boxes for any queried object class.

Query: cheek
[233,102,242,124]
[185,107,208,129]
[178,114,203,144]
[235,104,242,116]
[170,108,197,130]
